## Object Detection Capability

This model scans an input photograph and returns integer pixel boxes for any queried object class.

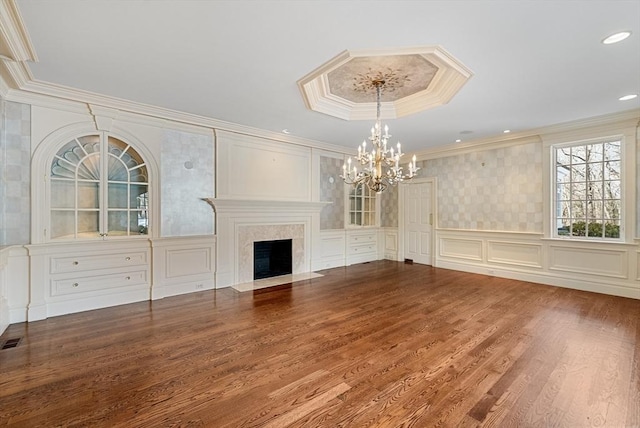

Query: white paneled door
[404,182,433,265]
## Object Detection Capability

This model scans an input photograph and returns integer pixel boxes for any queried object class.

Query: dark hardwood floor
[1,261,639,427]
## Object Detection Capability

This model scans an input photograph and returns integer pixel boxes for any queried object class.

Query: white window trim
[542,120,637,244]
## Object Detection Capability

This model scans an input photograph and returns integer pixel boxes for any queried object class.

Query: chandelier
[340,77,419,193]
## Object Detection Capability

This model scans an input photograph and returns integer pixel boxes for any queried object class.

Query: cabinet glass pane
[130,185,148,208]
[130,165,148,183]
[369,212,376,226]
[108,210,129,236]
[77,210,99,236]
[50,180,75,208]
[49,134,150,241]
[108,182,128,209]
[135,210,149,234]
[130,212,147,235]
[51,211,75,239]
[77,181,99,209]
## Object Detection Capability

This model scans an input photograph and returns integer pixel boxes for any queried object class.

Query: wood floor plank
[0,261,638,427]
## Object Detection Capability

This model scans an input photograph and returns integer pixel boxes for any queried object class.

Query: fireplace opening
[254,239,292,280]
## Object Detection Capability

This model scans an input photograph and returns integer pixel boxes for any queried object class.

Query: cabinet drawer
[51,270,148,296]
[348,233,377,245]
[51,251,148,274]
[348,243,377,256]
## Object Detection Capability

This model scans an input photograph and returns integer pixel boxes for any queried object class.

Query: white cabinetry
[27,240,152,320]
[346,229,378,265]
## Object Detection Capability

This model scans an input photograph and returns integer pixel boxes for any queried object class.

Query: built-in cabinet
[26,240,152,320]
[317,228,381,269]
[346,229,378,265]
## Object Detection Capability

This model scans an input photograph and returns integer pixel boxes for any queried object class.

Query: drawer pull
[72,282,79,287]
[73,261,79,265]
[125,276,131,280]
[125,257,131,261]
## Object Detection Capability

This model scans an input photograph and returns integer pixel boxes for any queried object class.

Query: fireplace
[254,239,293,280]
[201,198,330,288]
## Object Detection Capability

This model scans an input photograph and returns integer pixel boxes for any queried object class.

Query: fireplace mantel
[202,198,329,288]
[202,198,330,214]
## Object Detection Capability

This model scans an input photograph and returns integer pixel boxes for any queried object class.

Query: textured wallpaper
[418,142,543,232]
[380,182,399,228]
[0,99,31,245]
[161,130,214,237]
[319,156,344,230]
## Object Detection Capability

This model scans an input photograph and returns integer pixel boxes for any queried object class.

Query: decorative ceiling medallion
[297,46,473,120]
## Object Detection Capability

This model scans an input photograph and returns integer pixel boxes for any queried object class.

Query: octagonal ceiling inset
[297,46,473,121]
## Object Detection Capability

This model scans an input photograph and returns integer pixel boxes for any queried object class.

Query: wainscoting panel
[318,230,346,270]
[434,229,639,299]
[383,228,399,261]
[548,244,627,279]
[166,248,213,279]
[439,237,483,261]
[151,235,216,299]
[487,240,543,268]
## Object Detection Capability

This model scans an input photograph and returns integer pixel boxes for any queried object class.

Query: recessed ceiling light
[455,139,461,143]
[282,129,290,134]
[602,31,631,44]
[503,129,511,134]
[619,94,638,101]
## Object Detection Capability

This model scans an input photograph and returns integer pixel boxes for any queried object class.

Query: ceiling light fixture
[602,31,631,44]
[282,129,291,134]
[340,76,418,193]
[503,129,511,134]
[619,94,638,101]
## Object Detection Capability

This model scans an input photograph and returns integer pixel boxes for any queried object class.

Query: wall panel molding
[487,240,543,268]
[435,229,639,299]
[439,237,483,261]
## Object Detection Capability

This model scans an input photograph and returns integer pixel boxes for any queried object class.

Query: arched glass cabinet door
[49,134,149,240]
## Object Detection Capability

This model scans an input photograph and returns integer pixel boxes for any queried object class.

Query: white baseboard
[151,279,215,300]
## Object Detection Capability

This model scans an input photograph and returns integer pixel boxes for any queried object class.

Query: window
[50,134,149,240]
[554,139,622,239]
[348,184,376,226]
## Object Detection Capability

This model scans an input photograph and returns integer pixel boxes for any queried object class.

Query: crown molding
[0,0,37,62]
[414,108,640,161]
[15,78,351,154]
[414,134,542,160]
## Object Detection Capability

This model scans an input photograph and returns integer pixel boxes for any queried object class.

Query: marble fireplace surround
[202,198,329,289]
[238,224,303,283]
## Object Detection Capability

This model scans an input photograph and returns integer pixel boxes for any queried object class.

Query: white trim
[0,0,38,62]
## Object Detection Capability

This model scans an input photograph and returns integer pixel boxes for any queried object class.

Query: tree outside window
[555,140,621,239]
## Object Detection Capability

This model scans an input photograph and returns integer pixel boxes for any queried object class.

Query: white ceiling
[13,0,640,153]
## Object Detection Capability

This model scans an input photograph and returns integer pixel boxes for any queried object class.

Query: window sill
[541,237,638,246]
